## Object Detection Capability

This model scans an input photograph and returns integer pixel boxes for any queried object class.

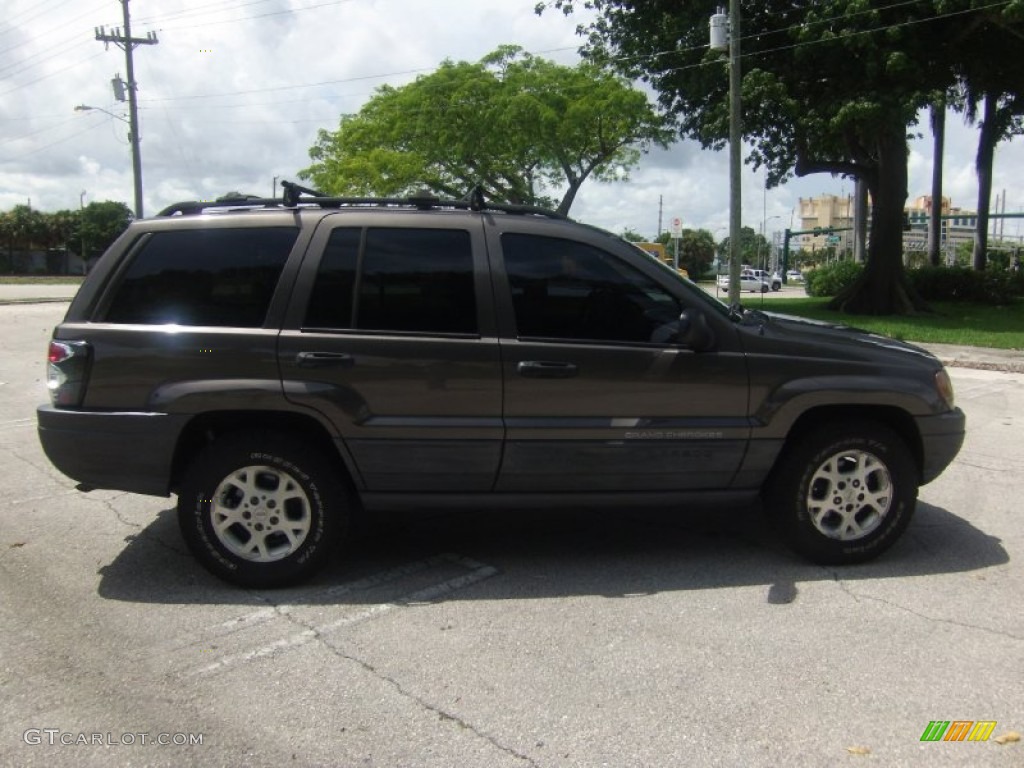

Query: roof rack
[156,180,567,220]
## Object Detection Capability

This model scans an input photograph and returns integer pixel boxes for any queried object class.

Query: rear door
[279,212,503,492]
[488,223,750,492]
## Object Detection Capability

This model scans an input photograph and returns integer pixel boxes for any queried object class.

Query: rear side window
[305,227,476,335]
[103,227,297,327]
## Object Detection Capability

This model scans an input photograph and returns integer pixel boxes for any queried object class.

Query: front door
[489,228,749,492]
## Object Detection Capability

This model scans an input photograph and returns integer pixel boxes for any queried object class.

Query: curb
[0,298,74,306]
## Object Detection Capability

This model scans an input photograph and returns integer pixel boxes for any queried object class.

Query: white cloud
[1,0,1021,245]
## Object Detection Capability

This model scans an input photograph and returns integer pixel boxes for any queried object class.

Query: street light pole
[74,104,139,218]
[761,214,781,271]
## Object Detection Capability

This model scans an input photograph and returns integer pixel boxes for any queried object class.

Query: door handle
[295,351,354,368]
[516,360,578,379]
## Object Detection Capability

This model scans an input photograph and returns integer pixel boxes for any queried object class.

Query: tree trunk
[828,121,928,315]
[928,100,945,267]
[556,179,583,216]
[972,91,998,271]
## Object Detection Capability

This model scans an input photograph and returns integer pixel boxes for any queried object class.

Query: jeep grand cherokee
[38,183,965,587]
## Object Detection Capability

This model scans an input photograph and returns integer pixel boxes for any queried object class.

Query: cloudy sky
[3,0,1023,243]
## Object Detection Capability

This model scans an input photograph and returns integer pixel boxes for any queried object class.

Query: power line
[0,0,74,40]
[133,0,289,27]
[0,116,110,161]
[0,51,106,98]
[150,0,357,32]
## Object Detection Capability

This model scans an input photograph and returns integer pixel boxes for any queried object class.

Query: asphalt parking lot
[1,301,1021,767]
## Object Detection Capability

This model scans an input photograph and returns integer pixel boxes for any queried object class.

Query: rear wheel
[766,422,918,564]
[178,431,347,587]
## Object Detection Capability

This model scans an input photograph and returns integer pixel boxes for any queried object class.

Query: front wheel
[765,422,918,565]
[177,431,347,588]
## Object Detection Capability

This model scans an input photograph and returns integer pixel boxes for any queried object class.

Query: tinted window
[503,233,680,343]
[303,228,360,329]
[305,227,476,335]
[103,227,297,327]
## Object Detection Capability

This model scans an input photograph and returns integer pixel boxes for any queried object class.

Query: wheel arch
[169,410,359,495]
[769,405,923,486]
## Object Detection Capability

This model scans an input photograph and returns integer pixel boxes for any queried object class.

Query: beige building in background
[795,193,1021,263]
[797,194,855,253]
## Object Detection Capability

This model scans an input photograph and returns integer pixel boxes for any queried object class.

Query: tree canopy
[947,1,1024,269]
[541,0,1023,313]
[300,46,673,216]
[0,201,132,267]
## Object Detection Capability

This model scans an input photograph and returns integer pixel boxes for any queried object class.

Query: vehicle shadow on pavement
[96,500,1008,605]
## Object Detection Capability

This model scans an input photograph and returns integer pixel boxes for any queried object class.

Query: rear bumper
[37,406,188,496]
[917,408,966,485]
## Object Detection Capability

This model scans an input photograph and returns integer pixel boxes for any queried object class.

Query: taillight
[47,340,91,407]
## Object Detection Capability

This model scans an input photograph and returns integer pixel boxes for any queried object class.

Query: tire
[765,422,918,565]
[760,284,769,293]
[177,431,347,588]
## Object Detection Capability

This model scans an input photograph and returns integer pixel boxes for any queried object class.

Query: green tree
[42,209,81,273]
[73,201,133,260]
[677,229,716,279]
[540,1,1018,313]
[718,226,764,268]
[652,229,715,277]
[300,46,673,216]
[950,1,1024,270]
[1,205,45,272]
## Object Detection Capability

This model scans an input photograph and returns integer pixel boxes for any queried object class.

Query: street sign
[670,217,682,238]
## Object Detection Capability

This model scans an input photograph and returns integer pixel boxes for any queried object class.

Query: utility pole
[709,5,742,304]
[726,0,742,306]
[95,1,158,219]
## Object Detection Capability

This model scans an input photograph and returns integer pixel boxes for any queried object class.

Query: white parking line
[183,554,498,678]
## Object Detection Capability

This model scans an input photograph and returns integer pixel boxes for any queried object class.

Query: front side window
[103,227,297,327]
[502,233,681,343]
[305,227,476,335]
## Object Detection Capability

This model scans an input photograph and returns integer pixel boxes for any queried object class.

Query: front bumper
[916,407,966,485]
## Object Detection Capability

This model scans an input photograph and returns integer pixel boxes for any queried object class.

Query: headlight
[935,368,955,411]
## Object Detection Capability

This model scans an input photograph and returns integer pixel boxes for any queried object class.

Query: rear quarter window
[102,227,297,327]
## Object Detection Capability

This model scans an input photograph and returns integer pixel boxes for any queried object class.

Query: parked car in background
[720,272,770,292]
[750,269,782,291]
[787,269,804,282]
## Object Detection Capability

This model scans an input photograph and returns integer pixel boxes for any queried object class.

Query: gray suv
[38,184,965,587]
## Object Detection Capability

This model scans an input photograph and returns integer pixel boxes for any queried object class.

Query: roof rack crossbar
[157,181,567,220]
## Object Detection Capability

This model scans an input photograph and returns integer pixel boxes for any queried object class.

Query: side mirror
[654,308,716,350]
[678,308,716,352]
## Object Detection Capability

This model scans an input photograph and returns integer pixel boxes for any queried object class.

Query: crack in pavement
[830,572,1023,642]
[267,603,541,768]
